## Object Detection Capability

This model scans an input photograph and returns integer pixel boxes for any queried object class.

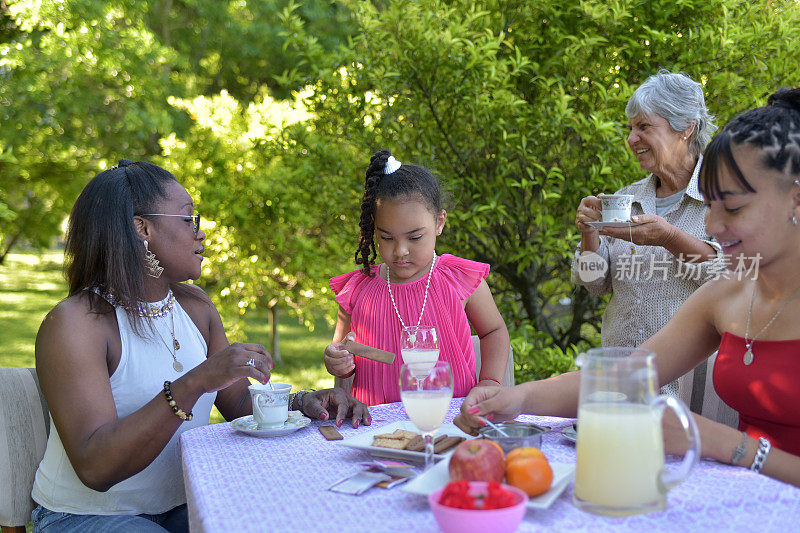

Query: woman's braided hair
[355,149,442,276]
[700,88,800,199]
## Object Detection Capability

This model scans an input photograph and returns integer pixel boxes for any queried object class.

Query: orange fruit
[507,446,545,462]
[505,454,553,497]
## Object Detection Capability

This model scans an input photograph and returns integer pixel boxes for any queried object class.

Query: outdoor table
[179,398,799,532]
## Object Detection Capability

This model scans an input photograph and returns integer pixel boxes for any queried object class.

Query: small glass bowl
[477,422,549,455]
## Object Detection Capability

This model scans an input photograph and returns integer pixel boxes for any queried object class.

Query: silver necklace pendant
[173,360,184,372]
[743,345,754,366]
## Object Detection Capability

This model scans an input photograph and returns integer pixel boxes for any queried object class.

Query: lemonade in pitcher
[573,347,700,516]
[575,402,664,508]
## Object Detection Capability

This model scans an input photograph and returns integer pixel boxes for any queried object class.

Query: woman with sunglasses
[30,160,370,532]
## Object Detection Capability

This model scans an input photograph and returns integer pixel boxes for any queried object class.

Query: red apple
[448,439,505,482]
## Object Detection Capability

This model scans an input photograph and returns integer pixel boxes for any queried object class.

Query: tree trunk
[0,230,22,265]
[270,305,282,365]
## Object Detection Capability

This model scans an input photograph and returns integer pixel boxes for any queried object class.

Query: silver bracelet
[749,437,771,473]
[730,431,748,465]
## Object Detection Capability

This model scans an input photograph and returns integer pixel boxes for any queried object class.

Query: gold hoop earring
[144,240,164,278]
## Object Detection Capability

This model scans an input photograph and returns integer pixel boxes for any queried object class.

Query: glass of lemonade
[573,347,701,516]
[400,360,453,470]
[400,326,440,383]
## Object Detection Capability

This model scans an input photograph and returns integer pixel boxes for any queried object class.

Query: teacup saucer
[587,221,642,229]
[231,411,311,437]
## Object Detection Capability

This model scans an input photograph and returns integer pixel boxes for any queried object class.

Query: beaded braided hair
[700,88,800,199]
[355,149,443,276]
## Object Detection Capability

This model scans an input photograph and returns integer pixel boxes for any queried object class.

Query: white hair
[626,68,717,157]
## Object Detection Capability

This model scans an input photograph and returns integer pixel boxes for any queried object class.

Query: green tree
[232,0,800,378]
[0,0,353,262]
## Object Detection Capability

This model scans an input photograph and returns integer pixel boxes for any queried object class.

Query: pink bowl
[428,481,529,533]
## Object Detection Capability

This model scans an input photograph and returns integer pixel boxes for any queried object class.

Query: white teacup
[249,382,292,429]
[600,194,635,222]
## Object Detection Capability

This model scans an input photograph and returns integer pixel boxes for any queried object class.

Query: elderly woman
[31,160,370,532]
[572,69,731,419]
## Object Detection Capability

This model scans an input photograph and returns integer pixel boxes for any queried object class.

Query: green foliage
[257,0,800,372]
[5,0,800,383]
[510,323,579,382]
[0,0,353,262]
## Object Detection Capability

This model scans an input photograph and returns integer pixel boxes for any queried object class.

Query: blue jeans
[31,504,189,533]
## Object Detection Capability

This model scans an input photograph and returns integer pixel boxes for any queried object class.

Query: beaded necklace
[98,288,183,372]
[386,252,436,329]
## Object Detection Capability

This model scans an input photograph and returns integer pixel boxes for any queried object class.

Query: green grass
[0,251,66,368]
[0,251,335,425]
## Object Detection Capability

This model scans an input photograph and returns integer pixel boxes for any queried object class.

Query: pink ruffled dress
[330,254,490,405]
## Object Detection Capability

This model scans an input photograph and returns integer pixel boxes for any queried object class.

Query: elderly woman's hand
[575,195,603,233]
[301,388,371,428]
[599,214,679,248]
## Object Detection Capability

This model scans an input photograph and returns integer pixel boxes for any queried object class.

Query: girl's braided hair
[355,149,442,276]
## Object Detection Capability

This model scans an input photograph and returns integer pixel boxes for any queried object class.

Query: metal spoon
[480,416,510,437]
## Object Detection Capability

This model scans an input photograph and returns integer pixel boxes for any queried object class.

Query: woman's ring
[245,358,256,367]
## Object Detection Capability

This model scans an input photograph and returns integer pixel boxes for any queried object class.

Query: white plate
[334,420,471,462]
[561,424,577,443]
[231,411,311,437]
[586,221,642,229]
[402,454,575,510]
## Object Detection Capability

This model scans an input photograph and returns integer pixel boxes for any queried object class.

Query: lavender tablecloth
[180,399,799,532]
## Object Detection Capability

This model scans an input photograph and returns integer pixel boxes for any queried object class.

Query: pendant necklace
[743,282,800,366]
[153,306,183,373]
[98,287,183,372]
[386,252,437,329]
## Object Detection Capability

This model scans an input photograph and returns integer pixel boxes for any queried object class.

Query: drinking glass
[400,360,453,470]
[400,325,440,387]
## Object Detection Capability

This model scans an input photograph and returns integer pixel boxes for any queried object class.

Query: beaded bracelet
[479,377,502,386]
[163,381,193,421]
[750,437,771,473]
[294,389,316,413]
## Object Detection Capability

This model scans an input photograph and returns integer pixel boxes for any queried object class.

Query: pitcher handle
[652,395,701,492]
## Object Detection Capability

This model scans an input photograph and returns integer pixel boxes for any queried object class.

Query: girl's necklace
[386,252,437,329]
[743,282,800,366]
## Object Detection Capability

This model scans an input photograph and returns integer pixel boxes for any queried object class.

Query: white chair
[472,335,515,387]
[334,335,515,393]
[0,367,50,533]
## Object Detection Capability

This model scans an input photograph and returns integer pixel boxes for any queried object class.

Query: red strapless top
[714,332,800,456]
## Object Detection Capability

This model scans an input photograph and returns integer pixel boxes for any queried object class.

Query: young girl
[324,149,510,406]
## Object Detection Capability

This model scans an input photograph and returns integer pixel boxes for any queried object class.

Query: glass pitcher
[573,347,700,517]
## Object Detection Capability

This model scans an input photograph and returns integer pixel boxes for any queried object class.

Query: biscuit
[372,437,410,449]
[434,436,464,453]
[405,435,425,452]
[318,425,343,441]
